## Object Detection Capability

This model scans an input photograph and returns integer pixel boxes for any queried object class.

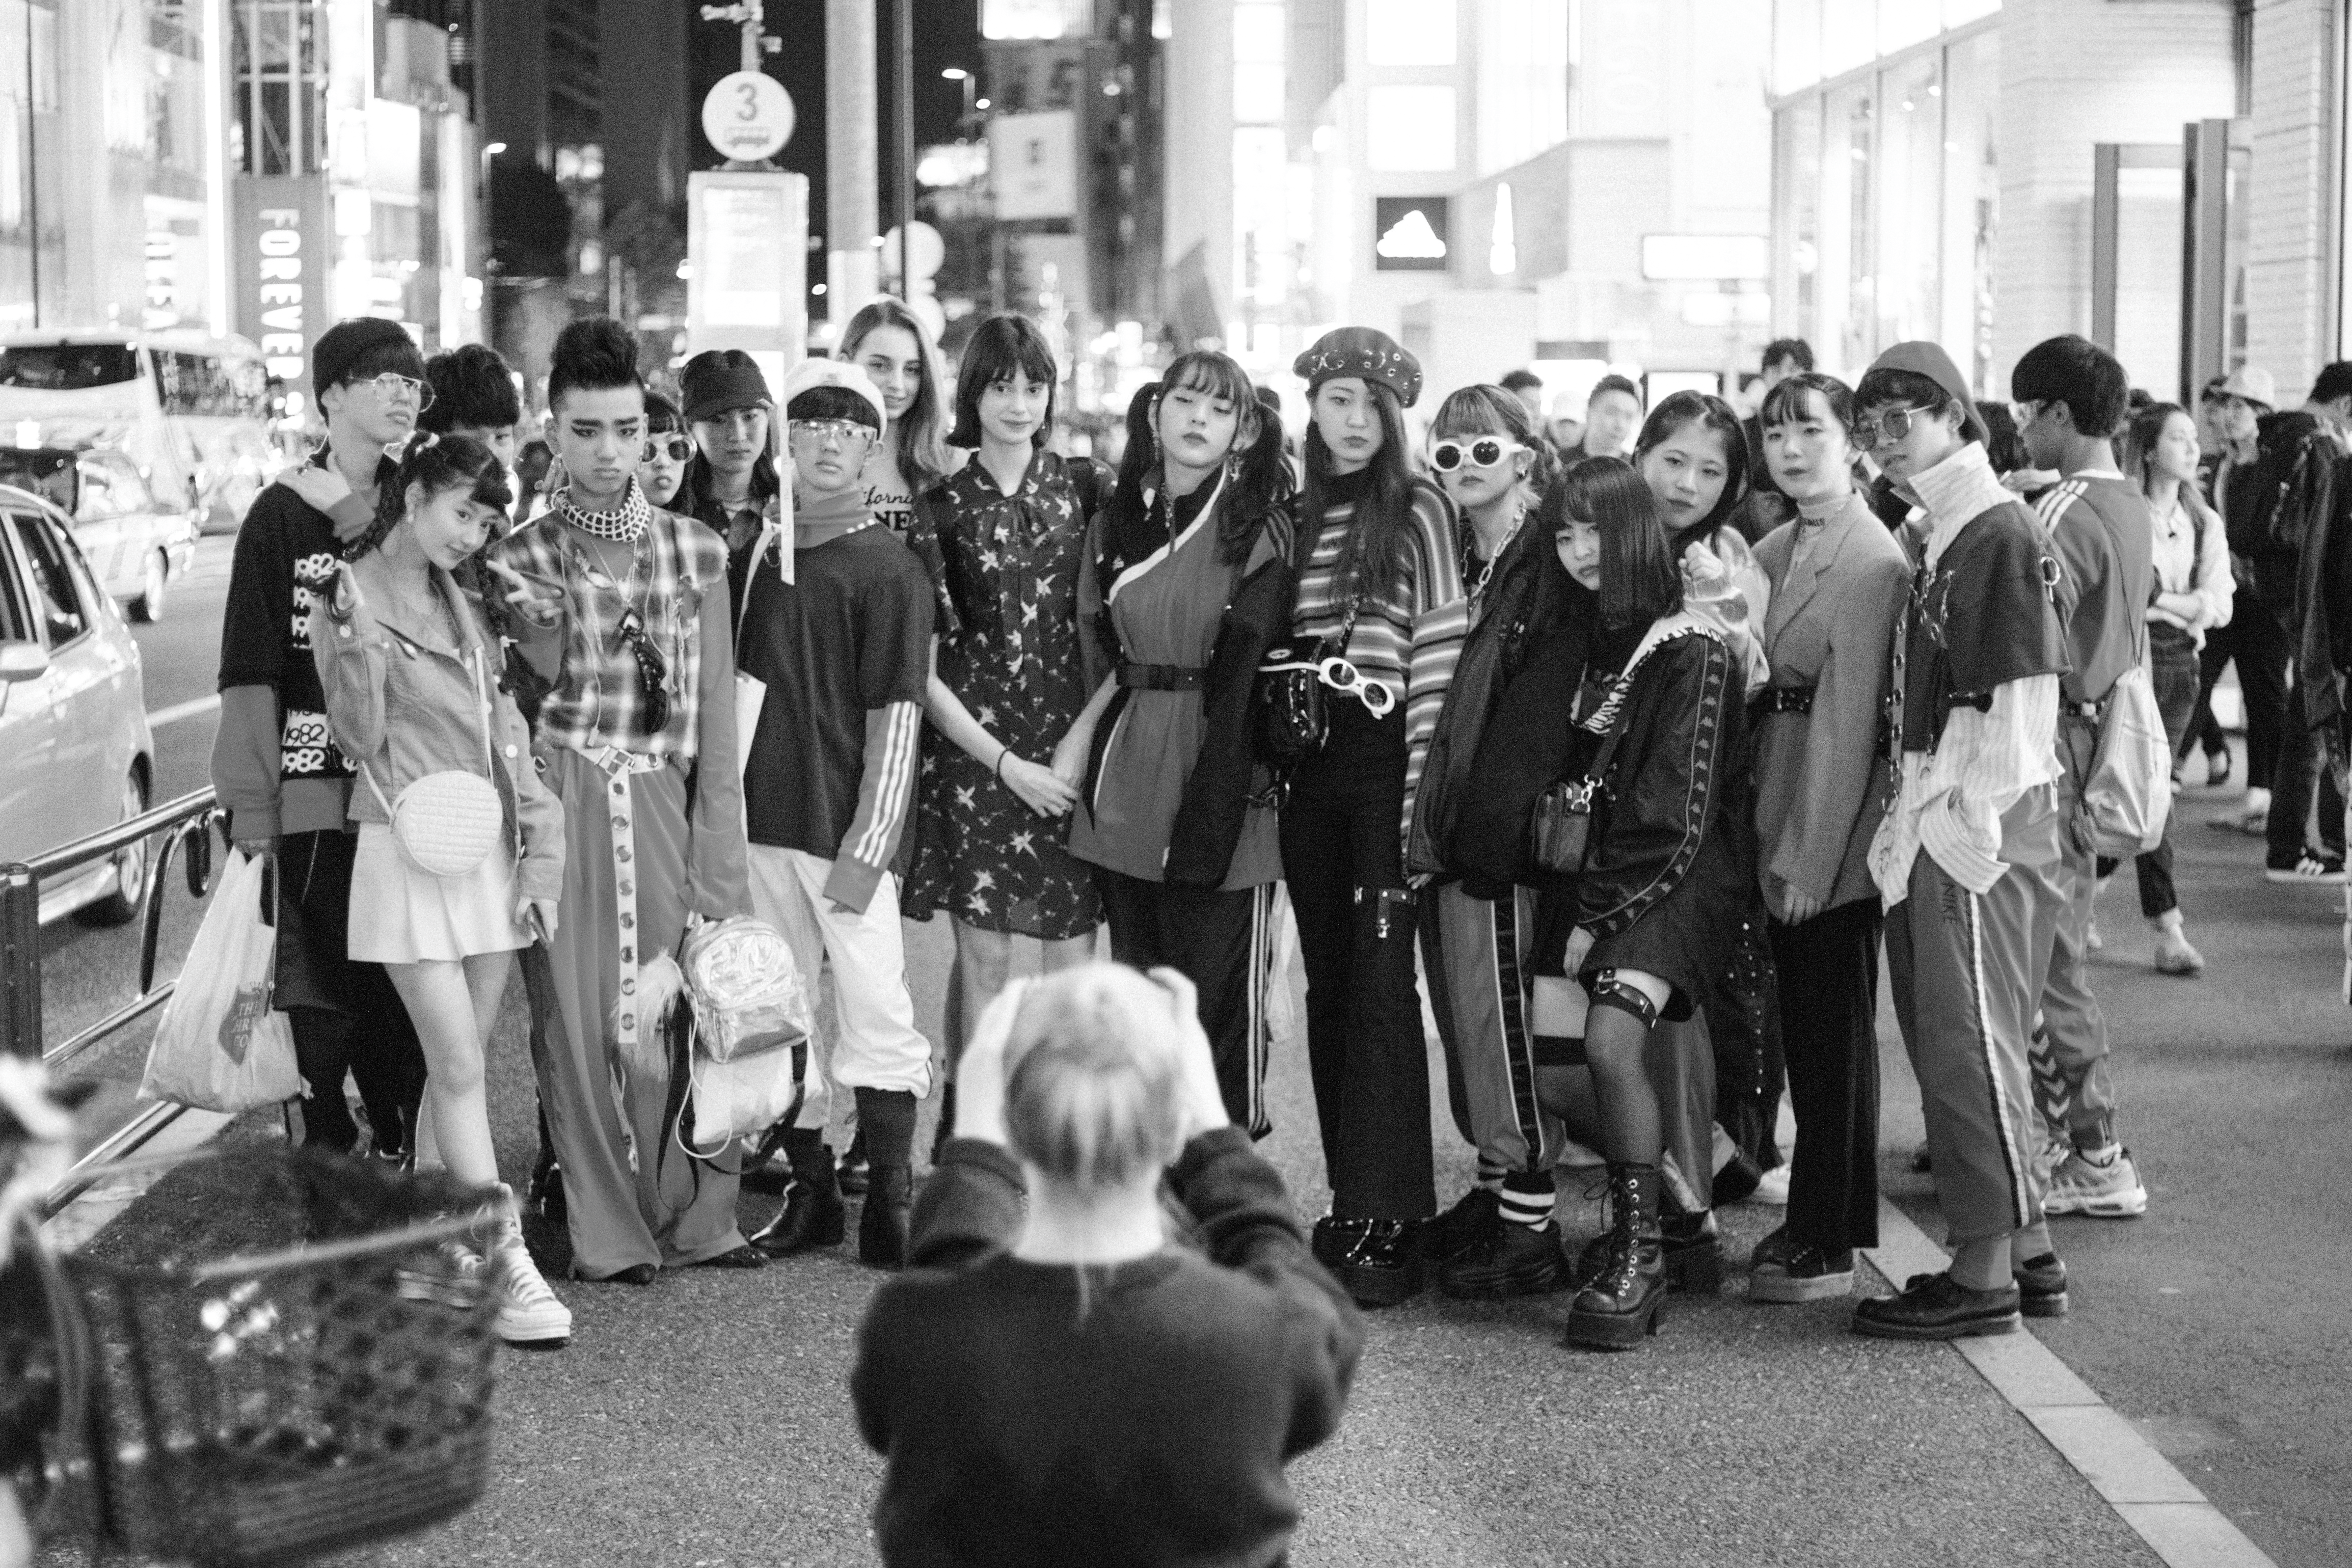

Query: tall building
[1160,0,1771,412]
[225,0,483,420]
[1,0,236,337]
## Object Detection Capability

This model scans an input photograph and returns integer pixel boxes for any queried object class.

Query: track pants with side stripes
[1420,881,1565,1177]
[1094,870,1278,1139]
[1885,783,2067,1246]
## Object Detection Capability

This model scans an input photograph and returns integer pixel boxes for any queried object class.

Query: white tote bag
[138,849,302,1114]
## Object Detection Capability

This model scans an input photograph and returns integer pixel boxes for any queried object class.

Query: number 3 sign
[702,71,796,163]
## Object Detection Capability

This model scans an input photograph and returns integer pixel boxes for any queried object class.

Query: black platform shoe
[1562,1163,1667,1350]
[1438,1220,1566,1299]
[1425,1186,1502,1265]
[1331,1219,1423,1308]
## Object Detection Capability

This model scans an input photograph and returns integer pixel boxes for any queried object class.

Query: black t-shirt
[1899,500,2069,751]
[735,524,933,856]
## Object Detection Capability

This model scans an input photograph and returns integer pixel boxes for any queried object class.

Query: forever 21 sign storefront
[232,178,335,420]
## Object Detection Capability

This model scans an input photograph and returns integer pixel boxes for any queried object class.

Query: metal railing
[1,788,231,1209]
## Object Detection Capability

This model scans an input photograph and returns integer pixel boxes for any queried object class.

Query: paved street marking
[1868,1200,2279,1568]
[147,693,222,729]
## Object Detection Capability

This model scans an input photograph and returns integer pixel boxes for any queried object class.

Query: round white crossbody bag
[360,640,506,879]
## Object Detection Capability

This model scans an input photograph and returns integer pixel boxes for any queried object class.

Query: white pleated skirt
[348,822,532,964]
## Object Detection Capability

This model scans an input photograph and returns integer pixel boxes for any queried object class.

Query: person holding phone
[850,962,1364,1567]
[311,432,571,1346]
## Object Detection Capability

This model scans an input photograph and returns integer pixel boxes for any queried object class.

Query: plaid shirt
[490,496,731,759]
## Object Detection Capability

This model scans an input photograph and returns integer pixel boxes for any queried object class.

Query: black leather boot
[1563,1163,1667,1350]
[749,1130,846,1256]
[858,1165,912,1269]
[1571,1184,1722,1293]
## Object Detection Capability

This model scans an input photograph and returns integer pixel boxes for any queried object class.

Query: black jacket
[1408,530,1589,880]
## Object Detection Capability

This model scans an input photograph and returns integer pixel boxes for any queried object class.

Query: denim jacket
[309,558,566,902]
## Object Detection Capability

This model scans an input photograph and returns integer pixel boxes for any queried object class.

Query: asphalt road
[29,561,2347,1565]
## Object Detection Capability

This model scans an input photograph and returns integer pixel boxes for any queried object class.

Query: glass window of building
[1475,0,1569,176]
[1818,74,1874,375]
[1365,86,1457,173]
[1875,51,1942,350]
[1367,0,1456,67]
[1941,28,1998,392]
[1776,94,1823,354]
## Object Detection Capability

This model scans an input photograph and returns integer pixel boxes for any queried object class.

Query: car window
[10,513,88,645]
[75,463,118,521]
[0,518,31,644]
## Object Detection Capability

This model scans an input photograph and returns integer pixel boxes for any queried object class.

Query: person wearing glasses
[1406,384,1585,1300]
[1279,328,1467,1308]
[737,359,936,1269]
[679,348,782,559]
[1063,352,1298,1150]
[1851,340,2070,1340]
[483,316,762,1282]
[1744,372,1911,1306]
[637,392,693,510]
[901,315,1108,1155]
[840,296,965,534]
[215,316,428,1167]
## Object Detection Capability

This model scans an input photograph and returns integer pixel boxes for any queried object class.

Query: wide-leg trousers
[1767,897,1881,1250]
[528,751,747,1277]
[1420,881,1563,1176]
[1095,869,1277,1138]
[1886,785,2065,1246]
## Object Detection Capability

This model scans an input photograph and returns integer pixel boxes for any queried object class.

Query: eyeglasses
[1853,404,1928,450]
[1429,437,1524,472]
[789,418,878,449]
[614,607,671,734]
[641,435,695,463]
[1257,652,1398,718]
[355,372,434,411]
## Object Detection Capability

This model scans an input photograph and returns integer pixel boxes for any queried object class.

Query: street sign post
[701,71,796,167]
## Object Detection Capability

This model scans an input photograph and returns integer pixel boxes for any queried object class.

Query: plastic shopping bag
[138,849,301,1113]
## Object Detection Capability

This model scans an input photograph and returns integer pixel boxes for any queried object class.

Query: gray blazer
[1751,491,1911,912]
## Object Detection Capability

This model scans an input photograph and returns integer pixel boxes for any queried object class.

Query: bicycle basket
[48,1145,502,1565]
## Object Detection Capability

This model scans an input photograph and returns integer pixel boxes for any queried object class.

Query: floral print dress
[904,450,1105,940]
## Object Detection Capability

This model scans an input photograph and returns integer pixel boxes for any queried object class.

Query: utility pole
[827,0,880,315]
[699,0,771,72]
[894,0,914,300]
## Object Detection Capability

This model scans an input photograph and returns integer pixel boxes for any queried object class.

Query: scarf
[553,476,652,543]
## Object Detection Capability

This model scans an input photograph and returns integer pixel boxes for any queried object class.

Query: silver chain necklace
[1467,505,1526,600]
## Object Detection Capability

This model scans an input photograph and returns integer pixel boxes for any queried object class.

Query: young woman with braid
[1280,328,1467,1308]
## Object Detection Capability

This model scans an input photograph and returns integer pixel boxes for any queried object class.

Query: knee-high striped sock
[1499,1169,1555,1229]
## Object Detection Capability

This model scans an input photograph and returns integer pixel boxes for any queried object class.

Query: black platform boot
[1563,1163,1667,1350]
[749,1127,846,1256]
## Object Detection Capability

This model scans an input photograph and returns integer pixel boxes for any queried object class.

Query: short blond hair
[1004,964,1186,1189]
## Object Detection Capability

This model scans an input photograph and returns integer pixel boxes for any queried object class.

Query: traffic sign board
[702,71,795,162]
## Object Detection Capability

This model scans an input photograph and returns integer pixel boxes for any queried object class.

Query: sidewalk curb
[1867,1199,2278,1568]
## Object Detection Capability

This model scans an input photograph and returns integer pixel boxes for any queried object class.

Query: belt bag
[360,639,505,880]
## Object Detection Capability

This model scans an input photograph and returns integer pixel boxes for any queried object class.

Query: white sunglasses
[1257,652,1398,718]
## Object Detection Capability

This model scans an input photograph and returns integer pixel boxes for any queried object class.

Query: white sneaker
[486,1185,572,1346]
[2042,1147,2148,1218]
[2152,924,2204,975]
[395,1238,489,1310]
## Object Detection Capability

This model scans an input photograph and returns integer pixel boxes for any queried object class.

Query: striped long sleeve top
[1291,471,1469,855]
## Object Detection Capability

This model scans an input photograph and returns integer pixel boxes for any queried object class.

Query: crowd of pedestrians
[179,296,2352,1560]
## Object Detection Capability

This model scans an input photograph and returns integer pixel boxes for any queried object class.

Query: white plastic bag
[682,1041,812,1156]
[139,849,301,1113]
[2084,656,2173,857]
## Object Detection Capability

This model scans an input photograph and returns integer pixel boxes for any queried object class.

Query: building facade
[1160,0,1772,415]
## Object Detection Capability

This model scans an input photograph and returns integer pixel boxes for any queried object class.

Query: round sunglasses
[641,435,694,464]
[1429,437,1524,472]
